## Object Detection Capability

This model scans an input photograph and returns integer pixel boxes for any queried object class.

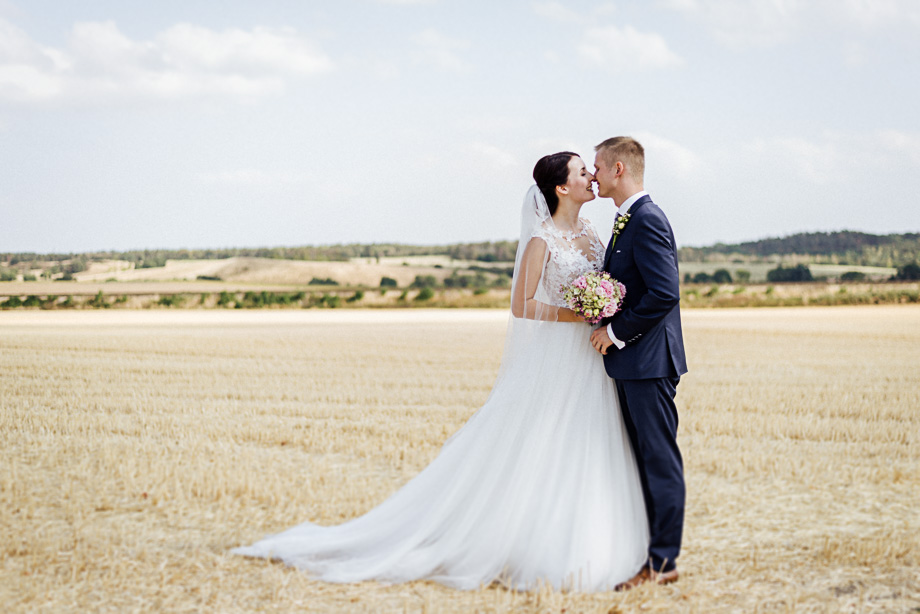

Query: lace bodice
[532,218,606,308]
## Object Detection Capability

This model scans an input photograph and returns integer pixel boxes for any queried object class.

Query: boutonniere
[611,213,631,247]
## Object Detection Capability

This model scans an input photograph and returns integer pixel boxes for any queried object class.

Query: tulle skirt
[232,319,649,592]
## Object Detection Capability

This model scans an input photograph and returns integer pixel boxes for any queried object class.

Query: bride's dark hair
[533,152,577,216]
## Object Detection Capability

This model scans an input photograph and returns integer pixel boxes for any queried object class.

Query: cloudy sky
[1,0,918,253]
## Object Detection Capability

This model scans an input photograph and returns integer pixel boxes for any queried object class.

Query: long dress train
[232,198,650,591]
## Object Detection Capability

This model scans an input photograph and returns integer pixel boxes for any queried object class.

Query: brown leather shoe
[614,566,679,591]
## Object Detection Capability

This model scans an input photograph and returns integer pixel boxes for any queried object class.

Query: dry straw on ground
[1,307,918,613]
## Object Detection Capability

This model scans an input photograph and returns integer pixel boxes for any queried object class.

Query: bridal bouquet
[562,271,626,324]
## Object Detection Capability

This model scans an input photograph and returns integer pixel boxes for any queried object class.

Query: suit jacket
[602,195,688,380]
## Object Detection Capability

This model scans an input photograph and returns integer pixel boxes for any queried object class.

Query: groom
[589,137,688,590]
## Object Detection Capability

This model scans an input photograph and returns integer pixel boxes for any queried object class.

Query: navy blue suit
[602,194,687,573]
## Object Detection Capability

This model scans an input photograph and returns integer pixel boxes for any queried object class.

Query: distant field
[1,308,917,612]
[69,257,904,286]
[67,257,458,287]
[7,256,898,289]
[808,263,898,279]
[3,280,917,311]
[353,254,510,269]
[678,261,896,283]
[0,281,311,296]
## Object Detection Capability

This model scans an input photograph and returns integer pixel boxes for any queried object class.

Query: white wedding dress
[232,187,649,592]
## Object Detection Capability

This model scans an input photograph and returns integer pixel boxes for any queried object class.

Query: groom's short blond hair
[595,137,645,181]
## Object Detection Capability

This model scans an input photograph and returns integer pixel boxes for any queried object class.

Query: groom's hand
[590,327,614,355]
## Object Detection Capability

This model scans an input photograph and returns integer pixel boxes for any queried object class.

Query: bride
[232,152,650,592]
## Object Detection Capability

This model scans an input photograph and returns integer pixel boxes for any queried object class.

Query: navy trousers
[615,376,684,572]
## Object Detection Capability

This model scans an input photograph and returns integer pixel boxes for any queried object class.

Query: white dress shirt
[606,190,648,349]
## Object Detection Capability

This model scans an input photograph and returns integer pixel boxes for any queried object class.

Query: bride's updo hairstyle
[533,151,577,216]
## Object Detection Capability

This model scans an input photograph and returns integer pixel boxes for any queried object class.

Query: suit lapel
[602,236,615,270]
[604,196,651,270]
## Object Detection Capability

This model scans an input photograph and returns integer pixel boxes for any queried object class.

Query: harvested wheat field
[1,307,917,613]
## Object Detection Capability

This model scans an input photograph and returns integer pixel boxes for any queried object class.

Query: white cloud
[748,136,840,184]
[578,25,684,71]
[634,133,705,181]
[663,0,920,48]
[877,130,920,166]
[156,24,331,75]
[739,130,920,185]
[836,0,920,28]
[662,0,803,47]
[0,19,68,101]
[412,28,471,73]
[0,63,63,101]
[0,18,332,104]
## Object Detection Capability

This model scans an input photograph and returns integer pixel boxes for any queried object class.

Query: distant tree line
[682,262,920,284]
[4,232,920,275]
[0,240,521,270]
[409,270,509,290]
[678,231,920,267]
[766,264,814,283]
[444,241,517,262]
[684,269,737,284]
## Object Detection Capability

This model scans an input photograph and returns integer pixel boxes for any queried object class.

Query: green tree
[712,269,733,284]
[893,263,920,280]
[411,275,437,288]
[692,272,712,284]
[89,290,110,309]
[157,294,186,307]
[766,264,813,282]
[839,271,866,282]
[444,271,470,288]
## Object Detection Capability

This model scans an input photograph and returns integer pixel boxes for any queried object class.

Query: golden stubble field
[1,307,917,613]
